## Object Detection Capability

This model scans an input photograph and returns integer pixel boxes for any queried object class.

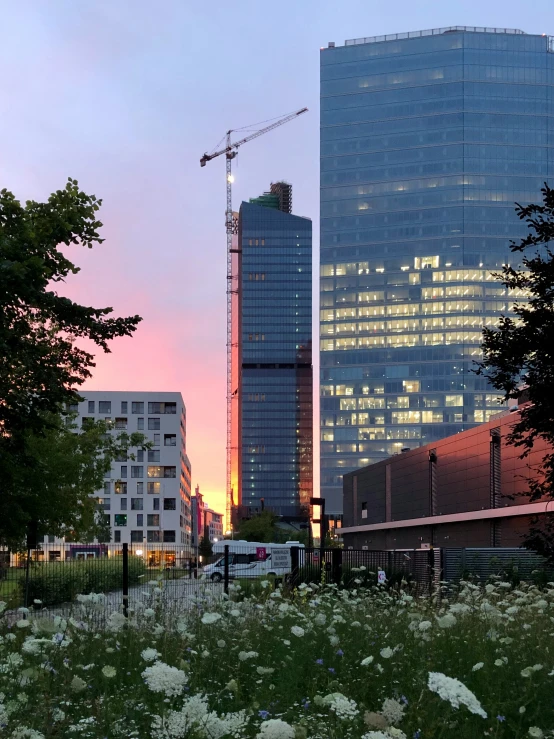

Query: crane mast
[200,107,308,531]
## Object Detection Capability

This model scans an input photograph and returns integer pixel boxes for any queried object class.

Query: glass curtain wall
[320,28,554,514]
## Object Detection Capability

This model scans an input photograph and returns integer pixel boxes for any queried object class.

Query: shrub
[18,556,146,607]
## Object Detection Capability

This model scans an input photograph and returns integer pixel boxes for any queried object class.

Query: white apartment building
[44,391,192,562]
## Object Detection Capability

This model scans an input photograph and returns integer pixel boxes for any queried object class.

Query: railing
[345,26,526,47]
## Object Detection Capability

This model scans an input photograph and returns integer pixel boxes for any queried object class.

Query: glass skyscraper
[233,183,313,520]
[320,27,554,515]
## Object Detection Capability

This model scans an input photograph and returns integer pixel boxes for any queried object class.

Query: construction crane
[200,106,308,530]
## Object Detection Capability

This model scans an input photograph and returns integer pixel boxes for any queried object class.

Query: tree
[476,184,554,557]
[0,414,148,549]
[0,178,141,437]
[198,534,213,559]
[234,511,278,543]
[0,179,142,544]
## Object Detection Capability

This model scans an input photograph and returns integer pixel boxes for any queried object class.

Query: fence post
[331,548,342,587]
[122,543,129,618]
[290,546,299,589]
[224,544,230,595]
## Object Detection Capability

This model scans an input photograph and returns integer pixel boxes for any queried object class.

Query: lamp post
[310,496,326,566]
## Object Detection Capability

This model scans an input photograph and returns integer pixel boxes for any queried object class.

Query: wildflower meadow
[0,576,553,738]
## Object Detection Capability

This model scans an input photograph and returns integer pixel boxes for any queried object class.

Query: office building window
[131,466,143,478]
[137,417,144,430]
[137,450,144,462]
[164,434,177,446]
[131,498,143,511]
[148,402,176,414]
[120,465,128,478]
[115,417,127,429]
[99,401,111,414]
[147,531,161,543]
[163,498,176,511]
[153,498,160,511]
[88,401,95,414]
[120,498,127,511]
[153,433,160,446]
[147,482,161,495]
[147,514,160,527]
[114,530,121,543]
[137,514,144,526]
[114,514,127,527]
[132,402,144,414]
[136,482,144,495]
[114,482,127,495]
[163,530,176,543]
[121,401,128,414]
[130,530,143,543]
[147,466,176,478]
[148,418,160,430]
[103,481,111,496]
[148,450,160,463]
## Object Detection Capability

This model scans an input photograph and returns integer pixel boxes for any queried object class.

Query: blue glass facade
[237,195,312,518]
[320,28,554,514]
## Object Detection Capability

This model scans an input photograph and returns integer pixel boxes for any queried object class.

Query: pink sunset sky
[1,0,551,519]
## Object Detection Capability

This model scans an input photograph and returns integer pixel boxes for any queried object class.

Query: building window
[163,498,176,511]
[131,498,143,510]
[136,482,144,495]
[114,514,127,527]
[131,466,143,478]
[148,418,160,430]
[99,401,111,414]
[120,498,127,511]
[99,498,110,511]
[88,400,95,414]
[115,417,127,429]
[137,417,144,430]
[114,482,127,495]
[148,450,160,463]
[148,402,177,414]
[147,482,161,495]
[103,481,111,496]
[153,498,160,511]
[132,402,144,414]
[361,501,367,520]
[147,466,176,478]
[164,434,177,446]
[153,433,160,445]
[137,514,143,526]
[163,530,176,543]
[147,531,161,543]
[120,465,128,478]
[114,530,121,543]
[130,530,143,543]
[147,514,160,527]
[121,401,128,414]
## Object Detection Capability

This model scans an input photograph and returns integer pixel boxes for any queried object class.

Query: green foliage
[198,535,213,559]
[476,184,554,559]
[234,512,309,544]
[0,179,142,546]
[18,556,146,607]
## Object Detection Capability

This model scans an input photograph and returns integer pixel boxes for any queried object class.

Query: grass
[0,578,553,737]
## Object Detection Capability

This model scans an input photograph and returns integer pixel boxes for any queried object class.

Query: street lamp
[310,496,326,561]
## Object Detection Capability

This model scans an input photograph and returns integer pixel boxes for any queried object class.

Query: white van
[202,540,304,582]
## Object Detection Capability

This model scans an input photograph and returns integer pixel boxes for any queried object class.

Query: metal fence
[442,547,551,583]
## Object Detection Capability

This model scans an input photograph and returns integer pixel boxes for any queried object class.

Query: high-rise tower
[232,183,313,521]
[320,27,554,515]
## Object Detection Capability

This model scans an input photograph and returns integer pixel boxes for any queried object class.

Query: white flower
[324,692,359,720]
[142,661,188,697]
[256,718,296,738]
[436,613,457,629]
[380,697,405,725]
[141,648,160,662]
[472,662,484,671]
[494,659,504,667]
[16,620,31,629]
[257,666,275,675]
[418,620,432,632]
[428,671,487,718]
[291,625,305,638]
[217,639,226,648]
[361,656,374,666]
[201,612,222,625]
[521,664,543,678]
[238,650,258,661]
[143,608,155,618]
[315,613,326,626]
[230,609,241,617]
[329,635,340,646]
[528,728,544,738]
[380,647,394,659]
[70,675,87,693]
[102,665,116,678]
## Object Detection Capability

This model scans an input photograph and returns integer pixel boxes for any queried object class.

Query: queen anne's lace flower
[324,692,359,720]
[201,612,221,625]
[291,625,305,637]
[380,697,405,725]
[428,672,487,718]
[142,661,188,697]
[256,718,296,739]
[141,648,160,662]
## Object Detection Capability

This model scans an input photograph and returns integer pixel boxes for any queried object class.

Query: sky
[1,0,553,520]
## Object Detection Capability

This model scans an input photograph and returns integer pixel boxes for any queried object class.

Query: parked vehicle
[202,540,304,582]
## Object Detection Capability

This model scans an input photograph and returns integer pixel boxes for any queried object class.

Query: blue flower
[413,731,421,739]
[336,649,344,656]
[401,695,409,705]
[315,658,324,665]
[328,667,335,673]
[258,710,270,720]
[497,715,506,722]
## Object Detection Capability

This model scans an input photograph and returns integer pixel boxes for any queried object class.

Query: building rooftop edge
[325,26,534,49]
